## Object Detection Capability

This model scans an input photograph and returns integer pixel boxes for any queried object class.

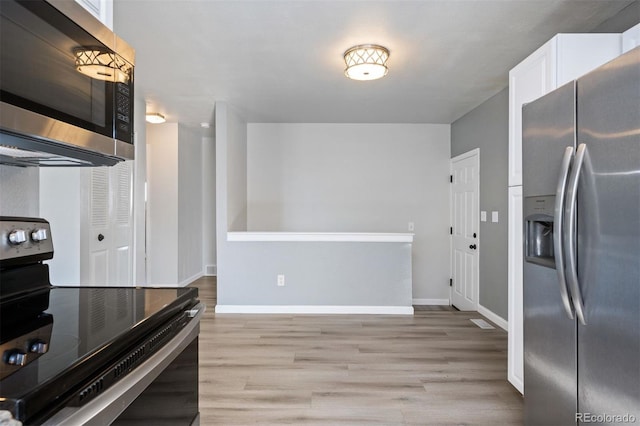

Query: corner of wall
[215,101,249,302]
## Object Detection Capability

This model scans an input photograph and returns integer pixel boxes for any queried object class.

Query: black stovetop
[0,285,199,424]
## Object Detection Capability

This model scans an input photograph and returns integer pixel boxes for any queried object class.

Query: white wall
[178,124,203,283]
[147,123,179,284]
[40,168,82,284]
[147,123,205,286]
[132,95,148,285]
[246,123,451,301]
[202,135,217,275]
[147,123,204,286]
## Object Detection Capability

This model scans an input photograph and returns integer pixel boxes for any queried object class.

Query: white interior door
[87,167,110,286]
[111,161,133,286]
[84,162,133,286]
[450,149,480,311]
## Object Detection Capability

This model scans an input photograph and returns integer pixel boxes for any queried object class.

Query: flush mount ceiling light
[73,47,132,83]
[145,113,166,124]
[343,44,389,81]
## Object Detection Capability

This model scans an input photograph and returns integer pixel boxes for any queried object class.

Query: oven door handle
[42,303,205,426]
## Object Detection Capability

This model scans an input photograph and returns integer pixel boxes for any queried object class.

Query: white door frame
[449,148,480,310]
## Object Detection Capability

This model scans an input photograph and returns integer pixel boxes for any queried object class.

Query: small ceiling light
[145,113,166,124]
[73,47,132,83]
[343,44,389,81]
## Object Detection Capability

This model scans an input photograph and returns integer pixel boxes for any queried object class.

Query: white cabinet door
[555,34,624,86]
[509,34,621,187]
[74,0,113,29]
[508,41,556,187]
[508,186,524,394]
[623,23,640,53]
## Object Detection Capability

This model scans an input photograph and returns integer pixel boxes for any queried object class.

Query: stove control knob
[31,228,48,242]
[28,340,49,354]
[8,229,27,245]
[4,350,27,366]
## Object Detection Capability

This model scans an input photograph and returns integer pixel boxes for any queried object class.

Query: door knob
[98,234,105,241]
[469,244,477,250]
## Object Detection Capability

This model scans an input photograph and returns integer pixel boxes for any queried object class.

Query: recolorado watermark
[576,412,637,423]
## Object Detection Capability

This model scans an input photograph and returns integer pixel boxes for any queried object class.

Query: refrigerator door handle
[564,143,587,326]
[554,146,575,320]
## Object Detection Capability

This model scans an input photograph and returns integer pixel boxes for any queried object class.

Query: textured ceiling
[114,1,635,125]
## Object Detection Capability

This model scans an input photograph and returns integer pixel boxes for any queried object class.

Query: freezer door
[576,47,640,422]
[522,82,577,425]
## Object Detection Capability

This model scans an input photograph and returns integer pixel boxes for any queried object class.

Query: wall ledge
[227,232,414,243]
[214,305,414,315]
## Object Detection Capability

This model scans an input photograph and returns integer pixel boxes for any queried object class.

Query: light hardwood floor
[191,276,523,425]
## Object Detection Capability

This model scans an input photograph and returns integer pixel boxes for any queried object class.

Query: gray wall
[222,241,412,306]
[216,102,249,303]
[591,1,639,33]
[451,88,509,320]
[215,106,414,307]
[246,123,451,302]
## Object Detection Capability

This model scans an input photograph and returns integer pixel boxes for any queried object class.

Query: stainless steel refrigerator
[522,46,639,425]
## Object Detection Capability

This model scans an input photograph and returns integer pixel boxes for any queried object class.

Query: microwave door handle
[554,146,575,320]
[564,143,587,326]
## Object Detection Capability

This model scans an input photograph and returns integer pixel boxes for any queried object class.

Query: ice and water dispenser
[524,195,556,269]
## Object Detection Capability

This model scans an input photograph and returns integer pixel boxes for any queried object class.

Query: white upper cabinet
[623,23,640,53]
[508,34,621,187]
[75,0,113,29]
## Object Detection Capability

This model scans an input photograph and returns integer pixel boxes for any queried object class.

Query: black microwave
[0,0,135,167]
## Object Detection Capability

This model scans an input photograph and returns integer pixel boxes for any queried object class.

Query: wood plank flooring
[190,277,523,425]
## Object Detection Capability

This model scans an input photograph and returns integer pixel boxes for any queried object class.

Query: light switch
[480,211,487,222]
[492,211,499,223]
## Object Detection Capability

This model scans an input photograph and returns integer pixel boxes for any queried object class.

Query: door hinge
[449,175,453,183]
[450,227,453,235]
[449,278,453,287]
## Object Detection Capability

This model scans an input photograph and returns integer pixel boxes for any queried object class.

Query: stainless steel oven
[0,0,135,167]
[0,217,202,425]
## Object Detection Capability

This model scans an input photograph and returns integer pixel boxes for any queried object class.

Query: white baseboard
[412,298,450,306]
[205,264,217,276]
[214,305,414,315]
[477,304,508,331]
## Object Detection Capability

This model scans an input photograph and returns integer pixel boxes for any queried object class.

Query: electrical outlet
[408,222,415,232]
[277,274,285,287]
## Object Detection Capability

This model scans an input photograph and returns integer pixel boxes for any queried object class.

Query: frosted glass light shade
[344,44,389,81]
[145,113,166,124]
